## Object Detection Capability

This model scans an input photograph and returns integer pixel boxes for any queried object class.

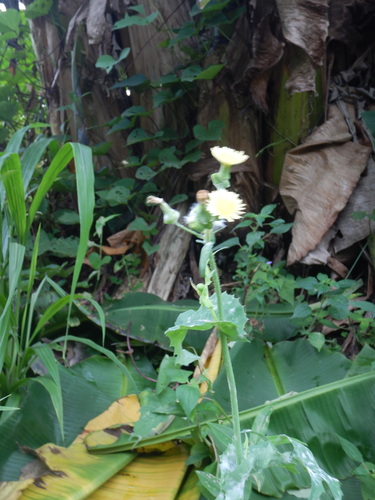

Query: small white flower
[206,189,246,222]
[210,146,249,166]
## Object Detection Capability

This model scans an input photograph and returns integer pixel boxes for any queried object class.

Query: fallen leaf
[280,104,371,265]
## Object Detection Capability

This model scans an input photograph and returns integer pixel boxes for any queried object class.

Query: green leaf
[350,300,375,313]
[166,292,247,352]
[25,0,53,19]
[156,355,191,394]
[193,120,224,141]
[180,65,202,82]
[88,346,375,497]
[127,128,153,145]
[199,241,214,276]
[113,11,158,29]
[133,388,176,439]
[0,243,25,373]
[308,331,326,351]
[141,240,159,255]
[95,47,130,73]
[121,105,149,117]
[21,137,54,190]
[80,292,198,350]
[0,101,18,122]
[95,55,117,73]
[270,222,294,234]
[5,123,49,155]
[135,165,156,180]
[0,360,133,480]
[96,185,131,206]
[153,89,184,108]
[54,209,80,225]
[46,236,79,257]
[195,64,224,80]
[0,9,20,36]
[111,73,148,89]
[128,217,156,232]
[176,384,201,418]
[1,153,27,243]
[32,344,64,441]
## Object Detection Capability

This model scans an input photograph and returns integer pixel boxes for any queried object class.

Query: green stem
[209,254,243,465]
[175,221,202,239]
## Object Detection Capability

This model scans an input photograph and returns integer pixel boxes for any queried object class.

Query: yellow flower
[206,189,246,222]
[210,146,249,166]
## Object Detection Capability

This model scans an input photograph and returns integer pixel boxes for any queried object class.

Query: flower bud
[146,196,180,224]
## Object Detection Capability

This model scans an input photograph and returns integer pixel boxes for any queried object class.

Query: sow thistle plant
[147,146,342,500]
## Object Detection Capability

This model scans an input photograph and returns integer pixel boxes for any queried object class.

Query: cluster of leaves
[232,205,375,351]
[95,2,244,183]
[0,3,48,144]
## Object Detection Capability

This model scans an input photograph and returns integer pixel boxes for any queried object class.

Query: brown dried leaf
[280,104,371,265]
[275,0,329,66]
[234,13,284,113]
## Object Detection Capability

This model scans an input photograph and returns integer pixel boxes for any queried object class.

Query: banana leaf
[79,293,201,350]
[0,353,155,481]
[0,376,198,500]
[85,340,375,498]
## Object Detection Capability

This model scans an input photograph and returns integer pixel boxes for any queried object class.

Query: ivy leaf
[180,65,202,82]
[153,89,184,108]
[127,128,153,145]
[113,11,158,30]
[166,292,247,353]
[111,74,149,89]
[193,120,224,141]
[135,165,156,180]
[122,105,149,117]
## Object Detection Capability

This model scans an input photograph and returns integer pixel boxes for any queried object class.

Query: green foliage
[0,8,44,143]
[232,204,375,349]
[0,127,104,444]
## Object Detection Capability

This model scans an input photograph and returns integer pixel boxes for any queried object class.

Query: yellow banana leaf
[88,445,191,499]
[19,443,136,499]
[175,468,201,500]
[0,479,34,500]
[2,343,221,499]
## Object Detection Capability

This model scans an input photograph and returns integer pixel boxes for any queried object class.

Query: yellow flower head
[210,146,249,166]
[206,189,246,222]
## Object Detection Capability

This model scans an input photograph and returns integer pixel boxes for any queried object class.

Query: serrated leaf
[166,292,247,353]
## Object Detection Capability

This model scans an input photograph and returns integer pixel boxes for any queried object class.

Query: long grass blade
[0,243,25,373]
[27,143,74,226]
[21,137,54,192]
[1,154,27,244]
